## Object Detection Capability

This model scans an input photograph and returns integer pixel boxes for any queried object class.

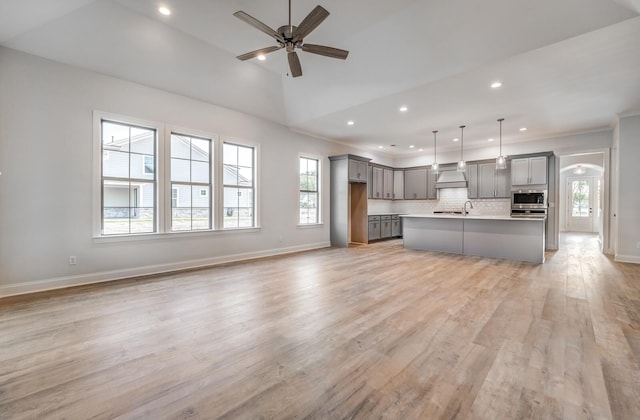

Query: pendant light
[496,118,507,170]
[432,130,439,174]
[457,125,466,172]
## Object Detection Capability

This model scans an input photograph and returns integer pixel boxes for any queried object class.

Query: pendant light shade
[496,118,507,170]
[432,130,439,174]
[457,125,466,172]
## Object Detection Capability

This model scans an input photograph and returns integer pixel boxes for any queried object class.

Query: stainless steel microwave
[511,190,547,209]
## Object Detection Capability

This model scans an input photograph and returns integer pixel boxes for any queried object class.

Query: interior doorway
[558,152,606,251]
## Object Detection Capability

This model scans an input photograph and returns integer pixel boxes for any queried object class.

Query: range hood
[435,170,467,189]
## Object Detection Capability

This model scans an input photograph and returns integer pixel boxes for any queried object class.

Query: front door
[567,177,596,232]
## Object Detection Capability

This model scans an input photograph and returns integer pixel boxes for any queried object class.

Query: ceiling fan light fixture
[257,54,266,61]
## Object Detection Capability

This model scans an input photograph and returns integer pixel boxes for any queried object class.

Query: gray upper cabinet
[348,159,368,183]
[404,168,428,200]
[474,162,511,198]
[383,168,394,199]
[511,156,547,186]
[494,163,510,198]
[467,164,478,199]
[393,170,404,200]
[367,165,373,198]
[427,168,437,199]
[372,166,384,199]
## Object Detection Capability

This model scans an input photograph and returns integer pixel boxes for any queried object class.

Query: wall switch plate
[69,256,77,265]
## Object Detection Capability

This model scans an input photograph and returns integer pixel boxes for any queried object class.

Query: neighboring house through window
[223,142,255,229]
[299,156,320,225]
[170,133,213,231]
[101,119,157,235]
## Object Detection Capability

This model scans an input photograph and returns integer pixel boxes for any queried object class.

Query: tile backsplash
[368,188,510,216]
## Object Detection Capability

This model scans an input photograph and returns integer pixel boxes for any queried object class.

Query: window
[101,119,157,235]
[223,142,255,228]
[299,156,320,224]
[95,112,259,237]
[170,133,212,231]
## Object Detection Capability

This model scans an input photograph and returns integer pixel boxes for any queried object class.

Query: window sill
[93,227,261,243]
[297,223,324,229]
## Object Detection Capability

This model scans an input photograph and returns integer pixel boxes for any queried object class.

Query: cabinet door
[393,170,404,200]
[529,156,547,185]
[381,219,392,238]
[348,159,367,182]
[511,158,530,186]
[409,168,428,199]
[427,168,437,199]
[367,166,373,198]
[494,162,510,197]
[372,167,384,199]
[368,221,380,240]
[391,218,401,237]
[466,164,478,199]
[404,170,416,199]
[478,163,496,198]
[383,169,394,199]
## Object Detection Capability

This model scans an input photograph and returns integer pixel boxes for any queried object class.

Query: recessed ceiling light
[257,54,266,61]
[520,127,527,131]
[491,81,502,88]
[488,138,494,142]
[453,138,460,142]
[418,149,423,152]
[399,106,408,112]
[158,6,171,16]
[378,146,384,149]
[409,145,415,148]
[347,120,355,126]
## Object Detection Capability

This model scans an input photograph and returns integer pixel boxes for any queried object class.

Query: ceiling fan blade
[301,44,349,60]
[233,11,285,43]
[288,51,303,77]
[236,46,282,61]
[292,5,330,43]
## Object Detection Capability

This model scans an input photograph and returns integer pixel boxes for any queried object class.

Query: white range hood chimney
[435,170,467,189]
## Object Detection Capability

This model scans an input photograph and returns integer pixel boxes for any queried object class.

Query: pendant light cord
[498,118,504,155]
[432,130,438,161]
[459,125,465,161]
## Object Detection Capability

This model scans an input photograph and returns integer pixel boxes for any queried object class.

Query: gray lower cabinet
[392,215,401,237]
[381,216,392,238]
[369,214,402,241]
[368,216,380,241]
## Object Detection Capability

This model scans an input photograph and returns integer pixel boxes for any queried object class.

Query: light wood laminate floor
[2,233,640,419]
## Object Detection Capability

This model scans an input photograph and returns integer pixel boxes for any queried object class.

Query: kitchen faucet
[463,200,474,216]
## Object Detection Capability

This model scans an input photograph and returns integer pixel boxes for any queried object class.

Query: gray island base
[401,214,545,263]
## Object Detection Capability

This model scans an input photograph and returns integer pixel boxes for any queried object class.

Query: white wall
[615,114,640,262]
[0,47,382,296]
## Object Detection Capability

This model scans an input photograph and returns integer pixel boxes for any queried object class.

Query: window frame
[298,154,322,226]
[168,130,214,232]
[94,112,261,240]
[93,112,164,237]
[221,139,260,230]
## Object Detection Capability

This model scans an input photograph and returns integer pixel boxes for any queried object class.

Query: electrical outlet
[69,256,77,265]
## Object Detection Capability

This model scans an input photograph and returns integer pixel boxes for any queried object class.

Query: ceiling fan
[233,0,349,77]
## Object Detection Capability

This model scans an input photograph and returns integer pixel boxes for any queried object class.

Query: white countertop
[400,213,545,221]
[368,213,405,216]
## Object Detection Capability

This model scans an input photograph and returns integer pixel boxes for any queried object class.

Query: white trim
[221,139,260,229]
[614,254,640,264]
[92,226,262,243]
[0,242,331,298]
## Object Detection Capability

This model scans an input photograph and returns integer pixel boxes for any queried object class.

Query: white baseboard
[614,254,640,264]
[0,242,331,298]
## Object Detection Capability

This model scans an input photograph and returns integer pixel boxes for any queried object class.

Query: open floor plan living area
[1,0,640,418]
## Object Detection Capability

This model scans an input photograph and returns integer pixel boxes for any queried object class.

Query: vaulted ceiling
[2,0,639,155]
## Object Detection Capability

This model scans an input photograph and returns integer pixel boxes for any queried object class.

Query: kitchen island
[400,214,545,263]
